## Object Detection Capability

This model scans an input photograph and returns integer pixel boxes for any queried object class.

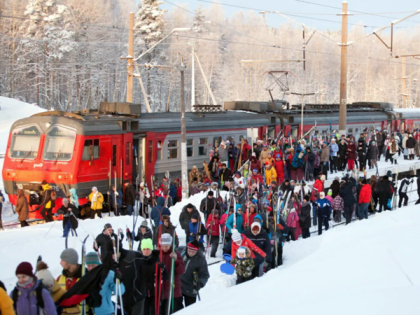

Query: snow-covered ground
[1,192,419,315]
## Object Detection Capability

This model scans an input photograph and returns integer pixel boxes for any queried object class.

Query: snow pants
[359,203,369,220]
[344,205,353,225]
[398,192,408,208]
[317,214,329,235]
[40,207,54,222]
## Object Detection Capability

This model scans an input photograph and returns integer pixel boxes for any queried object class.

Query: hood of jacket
[301,201,311,208]
[157,196,165,206]
[69,188,78,197]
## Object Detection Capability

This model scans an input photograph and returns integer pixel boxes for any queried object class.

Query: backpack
[51,190,57,201]
[12,283,47,314]
[29,191,41,206]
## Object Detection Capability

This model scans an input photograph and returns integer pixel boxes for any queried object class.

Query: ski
[81,235,89,315]
[167,229,177,315]
[34,255,42,273]
[392,169,399,210]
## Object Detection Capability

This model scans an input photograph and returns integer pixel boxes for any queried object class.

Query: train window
[43,126,76,161]
[9,125,41,159]
[168,140,178,148]
[112,145,117,166]
[198,138,208,156]
[82,139,99,160]
[355,128,359,133]
[225,136,234,145]
[213,136,222,149]
[126,142,131,165]
[348,128,353,134]
[187,139,194,157]
[148,141,153,163]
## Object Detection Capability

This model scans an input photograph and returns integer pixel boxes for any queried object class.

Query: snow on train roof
[393,108,420,112]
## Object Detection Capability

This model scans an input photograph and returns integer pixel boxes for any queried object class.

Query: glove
[126,229,132,239]
[170,252,177,260]
[196,282,203,290]
[114,269,123,281]
[158,262,165,270]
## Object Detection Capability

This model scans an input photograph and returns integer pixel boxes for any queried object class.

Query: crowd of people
[1,128,420,315]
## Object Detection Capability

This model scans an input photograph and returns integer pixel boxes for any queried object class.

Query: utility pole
[179,57,189,199]
[338,1,348,135]
[126,13,134,103]
[191,44,195,111]
[402,49,407,108]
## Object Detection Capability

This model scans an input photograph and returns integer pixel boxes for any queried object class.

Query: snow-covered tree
[134,0,166,49]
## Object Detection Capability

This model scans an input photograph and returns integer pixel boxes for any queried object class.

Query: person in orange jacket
[0,282,15,315]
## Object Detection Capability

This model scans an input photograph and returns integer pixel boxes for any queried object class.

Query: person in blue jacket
[150,196,171,246]
[188,214,207,251]
[315,192,332,235]
[85,252,126,315]
[226,204,244,236]
[329,138,339,173]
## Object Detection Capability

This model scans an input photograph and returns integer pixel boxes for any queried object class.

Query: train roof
[11,109,279,136]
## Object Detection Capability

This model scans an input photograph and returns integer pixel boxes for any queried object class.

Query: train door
[111,137,121,188]
[122,133,133,184]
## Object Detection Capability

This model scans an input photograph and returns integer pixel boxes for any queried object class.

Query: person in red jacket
[273,154,285,185]
[242,140,251,162]
[160,233,185,314]
[347,140,357,171]
[250,156,261,174]
[242,203,257,230]
[358,179,372,220]
[311,175,325,226]
[206,210,220,258]
[230,229,266,261]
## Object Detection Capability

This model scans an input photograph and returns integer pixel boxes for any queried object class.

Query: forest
[1,0,419,112]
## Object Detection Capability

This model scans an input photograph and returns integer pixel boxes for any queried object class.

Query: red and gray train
[2,101,420,219]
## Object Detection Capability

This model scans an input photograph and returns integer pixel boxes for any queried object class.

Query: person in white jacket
[233,172,246,189]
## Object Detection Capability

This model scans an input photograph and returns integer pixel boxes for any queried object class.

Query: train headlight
[58,175,62,179]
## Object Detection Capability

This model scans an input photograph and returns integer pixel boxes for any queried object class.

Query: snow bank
[181,205,420,315]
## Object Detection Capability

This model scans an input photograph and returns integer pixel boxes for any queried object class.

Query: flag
[57,265,104,308]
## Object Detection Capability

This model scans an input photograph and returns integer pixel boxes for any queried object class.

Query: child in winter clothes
[299,196,312,239]
[230,246,255,285]
[285,208,299,241]
[206,210,221,257]
[325,189,334,205]
[332,194,344,223]
[315,192,332,235]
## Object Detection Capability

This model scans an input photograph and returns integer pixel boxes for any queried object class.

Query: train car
[2,102,281,219]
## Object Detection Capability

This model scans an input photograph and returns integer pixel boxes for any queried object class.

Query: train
[2,100,420,219]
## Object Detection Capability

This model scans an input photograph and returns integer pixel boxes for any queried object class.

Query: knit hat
[35,261,54,288]
[234,172,241,176]
[208,191,214,196]
[16,262,34,277]
[231,229,242,243]
[192,213,199,220]
[92,187,98,191]
[327,189,332,196]
[187,240,200,251]
[253,169,258,173]
[85,252,101,265]
[276,154,281,158]
[251,221,261,233]
[162,215,170,222]
[237,246,246,257]
[141,238,154,251]
[140,220,148,228]
[160,233,173,246]
[60,248,79,265]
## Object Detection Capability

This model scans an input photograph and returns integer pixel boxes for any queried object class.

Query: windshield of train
[9,125,41,159]
[42,125,76,161]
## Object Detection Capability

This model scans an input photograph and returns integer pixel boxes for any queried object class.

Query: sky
[161,0,420,32]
